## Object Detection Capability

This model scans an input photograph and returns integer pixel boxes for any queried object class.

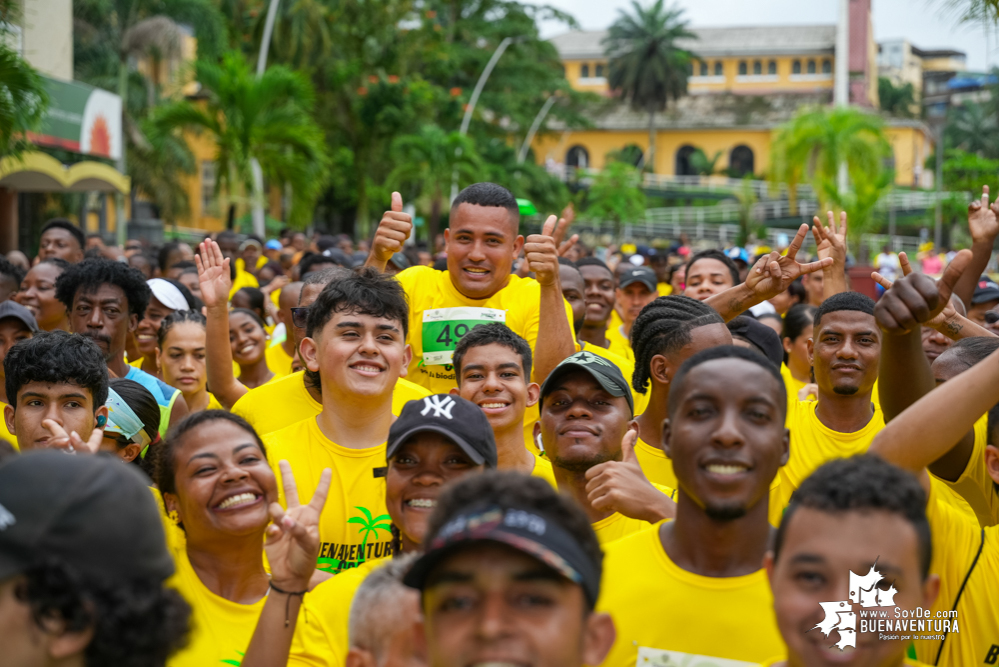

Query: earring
[168,510,180,524]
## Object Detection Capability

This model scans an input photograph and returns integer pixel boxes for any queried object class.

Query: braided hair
[630,295,725,395]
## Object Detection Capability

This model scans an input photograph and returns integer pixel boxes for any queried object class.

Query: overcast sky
[537,0,997,71]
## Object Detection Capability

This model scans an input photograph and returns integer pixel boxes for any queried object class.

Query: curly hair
[40,218,85,250]
[668,344,786,417]
[774,454,932,580]
[424,471,603,609]
[0,254,26,290]
[155,410,265,497]
[55,258,151,318]
[630,295,725,394]
[17,556,190,667]
[4,331,109,409]
[305,267,408,339]
[813,292,875,329]
[453,323,532,382]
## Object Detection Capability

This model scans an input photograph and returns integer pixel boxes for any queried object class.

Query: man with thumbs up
[366,183,575,396]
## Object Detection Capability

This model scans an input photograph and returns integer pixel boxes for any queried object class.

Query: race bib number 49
[422,307,506,366]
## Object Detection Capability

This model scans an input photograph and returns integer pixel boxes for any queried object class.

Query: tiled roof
[550,26,837,60]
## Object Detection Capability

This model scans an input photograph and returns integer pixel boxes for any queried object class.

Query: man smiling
[366,183,574,393]
[598,346,787,666]
[263,268,416,574]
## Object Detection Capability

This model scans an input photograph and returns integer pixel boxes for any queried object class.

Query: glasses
[291,307,310,329]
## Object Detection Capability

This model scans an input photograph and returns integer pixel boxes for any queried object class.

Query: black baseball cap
[618,266,657,292]
[539,351,634,414]
[0,451,174,584]
[387,394,498,468]
[403,501,602,606]
[0,301,39,333]
[972,277,999,304]
[728,316,783,369]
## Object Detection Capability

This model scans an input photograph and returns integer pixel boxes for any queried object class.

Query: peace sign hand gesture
[744,223,833,301]
[812,210,848,268]
[265,461,332,592]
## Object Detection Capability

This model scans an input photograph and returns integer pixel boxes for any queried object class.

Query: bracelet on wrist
[269,581,308,627]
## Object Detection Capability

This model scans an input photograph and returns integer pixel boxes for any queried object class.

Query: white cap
[147,278,190,311]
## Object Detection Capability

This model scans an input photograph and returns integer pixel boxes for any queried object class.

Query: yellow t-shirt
[166,548,329,667]
[531,452,557,488]
[580,341,647,415]
[229,267,259,299]
[775,399,885,510]
[231,371,430,436]
[914,479,999,667]
[605,324,635,363]
[657,282,672,296]
[939,415,998,527]
[290,558,381,667]
[599,524,784,667]
[758,658,932,666]
[395,266,573,392]
[265,342,295,379]
[636,437,675,488]
[264,418,393,575]
[780,363,811,405]
[0,402,16,450]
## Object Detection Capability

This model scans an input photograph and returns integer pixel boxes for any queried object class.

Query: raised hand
[370,192,413,265]
[873,252,958,332]
[873,249,973,335]
[42,418,104,454]
[524,215,561,287]
[265,461,332,592]
[744,223,833,300]
[967,185,999,244]
[195,239,232,309]
[812,210,848,268]
[584,429,676,523]
[555,203,579,257]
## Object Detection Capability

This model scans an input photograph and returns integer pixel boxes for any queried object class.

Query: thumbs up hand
[369,192,413,267]
[524,215,561,287]
[584,427,676,523]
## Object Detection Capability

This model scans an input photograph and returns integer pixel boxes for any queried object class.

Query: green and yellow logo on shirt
[316,506,393,574]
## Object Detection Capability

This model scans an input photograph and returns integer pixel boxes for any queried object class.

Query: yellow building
[536,25,934,188]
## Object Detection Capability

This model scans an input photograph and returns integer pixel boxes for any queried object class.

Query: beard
[551,449,616,474]
[832,384,859,396]
[79,331,113,361]
[573,317,584,336]
[704,501,748,522]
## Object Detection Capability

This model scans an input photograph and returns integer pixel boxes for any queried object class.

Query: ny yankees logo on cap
[421,395,456,419]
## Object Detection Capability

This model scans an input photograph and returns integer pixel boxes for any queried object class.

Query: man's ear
[128,313,139,334]
[512,234,525,257]
[47,618,95,661]
[400,344,413,378]
[582,612,617,666]
[119,442,143,463]
[921,574,941,612]
[806,337,814,366]
[763,551,775,584]
[780,427,790,467]
[661,418,672,459]
[411,617,429,665]
[650,354,671,385]
[443,228,451,254]
[532,420,543,450]
[4,403,15,436]
[345,648,377,667]
[300,337,320,373]
[984,444,999,486]
[526,382,541,408]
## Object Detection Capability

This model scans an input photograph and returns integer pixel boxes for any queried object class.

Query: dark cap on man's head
[618,266,657,293]
[727,316,783,369]
[403,500,602,607]
[539,351,634,414]
[0,301,39,333]
[387,394,498,468]
[972,277,999,305]
[0,451,174,584]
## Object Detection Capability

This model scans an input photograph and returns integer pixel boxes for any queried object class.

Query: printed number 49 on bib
[422,307,506,366]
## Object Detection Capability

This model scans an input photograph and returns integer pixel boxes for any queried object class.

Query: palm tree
[947,101,999,157]
[0,43,48,160]
[602,0,696,173]
[127,117,196,226]
[689,148,722,176]
[154,52,331,227]
[387,124,483,241]
[878,77,917,118]
[347,506,392,564]
[771,106,892,243]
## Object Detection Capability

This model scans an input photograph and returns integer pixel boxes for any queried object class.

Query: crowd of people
[0,181,997,667]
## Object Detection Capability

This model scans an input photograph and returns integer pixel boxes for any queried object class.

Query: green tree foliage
[770,106,892,237]
[603,0,696,172]
[388,124,482,241]
[689,148,722,176]
[0,44,48,159]
[153,52,331,227]
[946,100,999,158]
[878,77,917,118]
[940,148,999,192]
[582,159,646,237]
[127,118,195,224]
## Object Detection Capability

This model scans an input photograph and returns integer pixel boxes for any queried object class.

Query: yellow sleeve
[288,597,342,667]
[651,482,677,501]
[941,415,999,527]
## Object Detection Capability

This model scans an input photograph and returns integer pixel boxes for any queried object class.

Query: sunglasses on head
[291,306,309,329]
